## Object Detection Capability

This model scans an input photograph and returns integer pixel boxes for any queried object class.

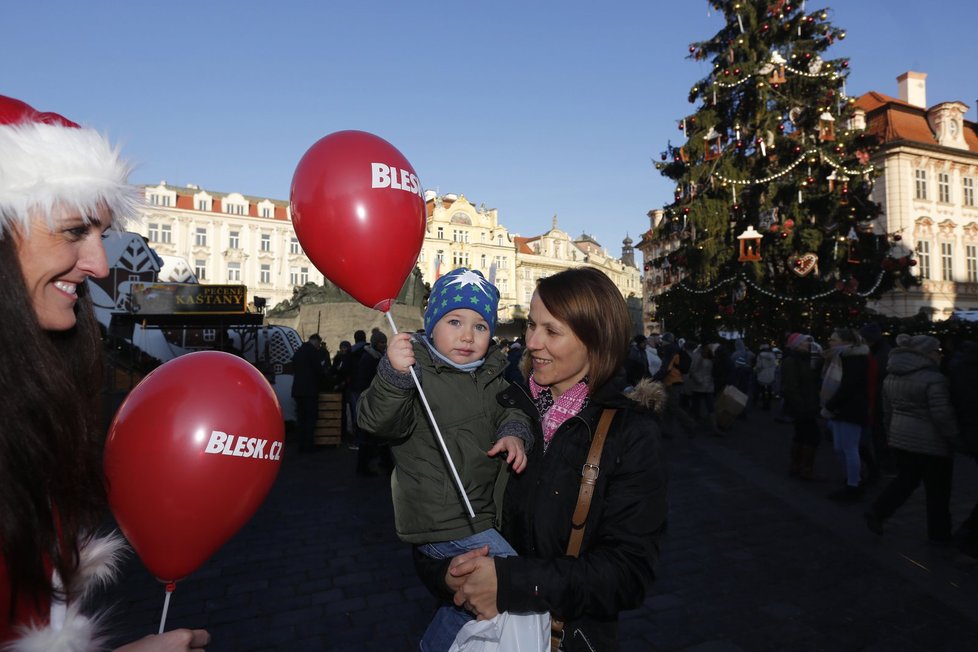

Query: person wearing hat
[0,95,209,649]
[864,334,958,542]
[356,267,533,649]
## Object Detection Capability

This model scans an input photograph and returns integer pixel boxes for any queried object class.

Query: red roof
[855,92,978,153]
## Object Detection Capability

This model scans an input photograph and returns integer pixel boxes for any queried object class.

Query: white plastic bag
[448,611,550,652]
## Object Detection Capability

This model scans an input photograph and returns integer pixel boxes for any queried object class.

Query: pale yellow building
[856,72,978,319]
[131,184,640,326]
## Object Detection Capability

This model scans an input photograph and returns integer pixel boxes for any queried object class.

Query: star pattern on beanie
[424,268,500,338]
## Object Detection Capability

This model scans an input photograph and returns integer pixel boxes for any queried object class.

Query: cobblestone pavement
[97,404,978,651]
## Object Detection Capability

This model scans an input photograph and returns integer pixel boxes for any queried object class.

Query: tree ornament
[737,226,763,262]
[789,252,819,276]
[818,111,836,141]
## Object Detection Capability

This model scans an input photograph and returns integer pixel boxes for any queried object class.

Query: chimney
[897,71,927,108]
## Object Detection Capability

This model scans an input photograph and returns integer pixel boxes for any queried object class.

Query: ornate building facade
[130,184,640,325]
[855,72,978,319]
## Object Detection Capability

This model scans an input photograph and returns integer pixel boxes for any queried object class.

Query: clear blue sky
[5,1,976,265]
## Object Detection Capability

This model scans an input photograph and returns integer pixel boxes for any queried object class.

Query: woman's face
[14,206,112,331]
[525,292,590,397]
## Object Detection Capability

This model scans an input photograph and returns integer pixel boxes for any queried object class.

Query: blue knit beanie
[424,268,500,338]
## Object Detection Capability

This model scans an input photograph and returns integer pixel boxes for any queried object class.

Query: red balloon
[104,352,284,582]
[290,130,426,312]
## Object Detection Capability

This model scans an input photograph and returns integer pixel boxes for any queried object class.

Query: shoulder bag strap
[551,408,618,652]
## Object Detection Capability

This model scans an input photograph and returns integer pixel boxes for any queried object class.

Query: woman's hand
[114,629,210,651]
[451,552,499,620]
[444,545,489,592]
[387,332,415,373]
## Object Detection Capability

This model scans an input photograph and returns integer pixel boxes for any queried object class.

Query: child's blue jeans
[417,528,516,652]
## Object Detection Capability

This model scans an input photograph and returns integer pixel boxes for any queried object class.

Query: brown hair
[534,267,631,392]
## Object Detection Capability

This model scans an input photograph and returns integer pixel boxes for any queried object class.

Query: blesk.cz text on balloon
[371,162,422,196]
[203,431,283,461]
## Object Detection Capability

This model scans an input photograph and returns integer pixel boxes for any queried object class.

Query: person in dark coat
[947,339,978,556]
[821,328,871,501]
[864,335,958,542]
[504,339,524,384]
[413,267,668,651]
[350,329,391,475]
[291,333,328,453]
[781,333,821,480]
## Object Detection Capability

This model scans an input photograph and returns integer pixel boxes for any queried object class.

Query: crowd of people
[618,324,978,561]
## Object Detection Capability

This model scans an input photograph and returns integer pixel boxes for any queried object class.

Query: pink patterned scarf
[529,374,590,451]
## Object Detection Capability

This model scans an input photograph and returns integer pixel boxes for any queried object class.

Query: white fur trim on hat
[0,107,139,237]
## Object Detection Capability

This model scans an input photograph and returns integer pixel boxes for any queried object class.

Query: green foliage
[649,0,915,339]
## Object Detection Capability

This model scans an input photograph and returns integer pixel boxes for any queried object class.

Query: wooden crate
[314,393,343,446]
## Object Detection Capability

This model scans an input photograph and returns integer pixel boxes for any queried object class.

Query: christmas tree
[649,0,917,343]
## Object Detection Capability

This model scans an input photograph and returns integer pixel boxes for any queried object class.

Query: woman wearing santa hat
[0,95,209,651]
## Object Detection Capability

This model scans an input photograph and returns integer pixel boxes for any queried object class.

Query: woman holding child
[414,267,669,651]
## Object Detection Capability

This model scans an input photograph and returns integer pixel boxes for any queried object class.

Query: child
[357,268,532,650]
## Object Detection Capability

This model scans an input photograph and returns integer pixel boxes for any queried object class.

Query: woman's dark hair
[0,223,108,617]
[535,267,631,391]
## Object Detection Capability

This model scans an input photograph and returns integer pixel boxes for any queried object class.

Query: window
[917,240,931,280]
[194,259,207,280]
[290,266,310,286]
[228,231,240,249]
[452,229,469,243]
[452,251,470,267]
[147,223,159,242]
[938,172,951,203]
[480,254,487,269]
[497,235,503,246]
[227,262,241,282]
[964,177,975,207]
[149,194,171,207]
[260,264,271,284]
[224,203,245,216]
[967,245,978,283]
[160,224,172,244]
[941,242,953,281]
[290,237,300,254]
[260,207,273,218]
[260,233,271,252]
[914,169,928,200]
[436,226,444,239]
[197,199,208,211]
[497,278,508,293]
[195,227,207,246]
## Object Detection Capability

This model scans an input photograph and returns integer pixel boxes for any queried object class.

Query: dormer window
[223,192,248,216]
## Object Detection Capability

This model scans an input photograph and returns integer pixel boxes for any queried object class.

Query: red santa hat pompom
[0,94,138,237]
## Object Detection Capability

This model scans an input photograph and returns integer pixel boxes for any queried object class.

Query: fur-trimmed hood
[624,378,668,414]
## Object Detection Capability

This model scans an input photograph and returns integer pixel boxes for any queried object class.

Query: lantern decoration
[737,225,763,261]
[768,52,787,85]
[704,126,722,161]
[818,111,836,141]
[827,169,838,191]
[847,227,861,263]
[839,175,849,205]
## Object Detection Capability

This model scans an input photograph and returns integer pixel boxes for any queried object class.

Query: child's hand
[487,436,527,474]
[387,332,416,373]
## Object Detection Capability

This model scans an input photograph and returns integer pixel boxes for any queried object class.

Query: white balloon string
[158,582,175,634]
[384,310,475,519]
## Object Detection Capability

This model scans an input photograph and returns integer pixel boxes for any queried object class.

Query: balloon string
[158,582,176,635]
[385,311,475,519]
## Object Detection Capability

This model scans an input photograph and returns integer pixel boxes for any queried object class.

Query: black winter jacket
[415,374,668,651]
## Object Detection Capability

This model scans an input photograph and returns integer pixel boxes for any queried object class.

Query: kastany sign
[130,283,246,315]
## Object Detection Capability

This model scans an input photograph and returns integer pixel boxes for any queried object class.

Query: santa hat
[0,94,138,236]
[424,268,500,338]
[785,332,812,350]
